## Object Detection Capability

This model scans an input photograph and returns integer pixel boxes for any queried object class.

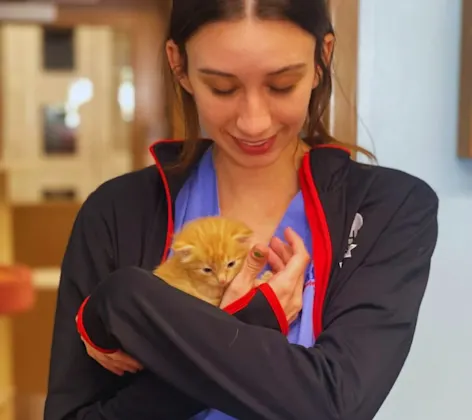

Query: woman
[44,0,438,419]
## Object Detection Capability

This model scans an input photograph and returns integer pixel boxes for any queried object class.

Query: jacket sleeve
[78,183,439,419]
[224,283,289,334]
[43,192,205,420]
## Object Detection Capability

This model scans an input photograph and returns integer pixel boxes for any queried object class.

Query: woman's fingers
[110,350,143,371]
[100,353,132,375]
[284,228,310,258]
[268,229,309,288]
[238,244,269,282]
[283,228,310,274]
[103,362,125,376]
[81,337,142,375]
[103,351,142,373]
[267,247,285,272]
[86,347,125,376]
[270,236,293,264]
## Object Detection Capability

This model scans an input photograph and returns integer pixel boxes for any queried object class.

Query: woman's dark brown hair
[166,0,373,168]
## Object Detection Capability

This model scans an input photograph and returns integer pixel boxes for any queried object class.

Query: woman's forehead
[186,18,316,72]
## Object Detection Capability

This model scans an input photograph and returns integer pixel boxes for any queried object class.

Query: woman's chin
[229,148,283,169]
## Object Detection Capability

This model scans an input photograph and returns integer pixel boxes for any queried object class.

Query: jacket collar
[149,139,212,200]
[307,145,352,192]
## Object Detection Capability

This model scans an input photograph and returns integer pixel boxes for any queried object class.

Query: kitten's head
[171,216,253,288]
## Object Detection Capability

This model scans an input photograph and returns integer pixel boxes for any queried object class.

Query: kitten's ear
[232,230,253,245]
[172,242,194,262]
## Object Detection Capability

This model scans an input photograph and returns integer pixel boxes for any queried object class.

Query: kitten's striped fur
[154,216,271,306]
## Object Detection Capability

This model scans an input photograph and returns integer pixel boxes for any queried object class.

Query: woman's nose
[235,94,272,139]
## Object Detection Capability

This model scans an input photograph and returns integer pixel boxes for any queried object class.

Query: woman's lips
[232,135,276,155]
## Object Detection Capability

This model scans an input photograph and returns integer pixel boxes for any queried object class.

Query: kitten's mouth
[217,277,234,288]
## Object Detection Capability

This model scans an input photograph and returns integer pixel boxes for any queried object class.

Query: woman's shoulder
[79,165,165,223]
[309,146,438,210]
[351,160,438,210]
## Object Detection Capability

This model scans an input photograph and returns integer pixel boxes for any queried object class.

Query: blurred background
[0,0,470,419]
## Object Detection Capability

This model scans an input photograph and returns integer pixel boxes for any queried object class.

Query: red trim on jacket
[257,283,289,335]
[76,296,118,354]
[222,288,257,315]
[222,285,289,335]
[148,139,178,263]
[299,153,333,338]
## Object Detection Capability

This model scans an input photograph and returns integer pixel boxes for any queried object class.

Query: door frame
[326,0,360,147]
[458,0,472,158]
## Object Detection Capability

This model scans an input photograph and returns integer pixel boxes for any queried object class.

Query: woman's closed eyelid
[211,87,237,95]
[209,84,296,96]
[270,85,295,93]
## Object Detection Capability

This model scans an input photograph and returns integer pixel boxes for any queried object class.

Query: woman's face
[168,18,321,169]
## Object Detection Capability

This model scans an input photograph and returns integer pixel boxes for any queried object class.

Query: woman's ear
[322,33,335,67]
[312,33,335,90]
[165,39,194,94]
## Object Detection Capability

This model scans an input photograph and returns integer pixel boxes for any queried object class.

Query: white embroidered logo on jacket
[340,213,363,267]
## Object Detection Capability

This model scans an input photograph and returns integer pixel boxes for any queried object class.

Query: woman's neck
[214,139,309,214]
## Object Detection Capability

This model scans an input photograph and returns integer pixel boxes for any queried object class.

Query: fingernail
[253,250,264,258]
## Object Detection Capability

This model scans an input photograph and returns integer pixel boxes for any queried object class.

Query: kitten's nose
[218,276,227,285]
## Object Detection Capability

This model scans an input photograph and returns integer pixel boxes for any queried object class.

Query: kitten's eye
[227,261,236,268]
[202,267,213,274]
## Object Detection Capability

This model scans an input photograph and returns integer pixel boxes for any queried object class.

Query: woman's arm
[44,191,205,420]
[78,182,438,420]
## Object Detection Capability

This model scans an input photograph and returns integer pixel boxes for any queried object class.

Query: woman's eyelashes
[209,85,296,96]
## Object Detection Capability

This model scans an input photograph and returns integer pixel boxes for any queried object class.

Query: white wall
[357,1,472,419]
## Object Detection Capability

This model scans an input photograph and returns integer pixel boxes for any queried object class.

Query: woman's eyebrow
[197,63,307,77]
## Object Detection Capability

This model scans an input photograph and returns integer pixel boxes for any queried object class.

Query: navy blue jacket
[44,140,438,420]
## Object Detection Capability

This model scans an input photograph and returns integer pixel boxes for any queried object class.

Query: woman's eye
[202,267,213,274]
[211,87,237,96]
[227,261,236,268]
[270,85,295,94]
[211,86,294,96]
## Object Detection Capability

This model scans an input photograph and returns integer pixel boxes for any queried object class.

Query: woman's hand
[266,228,310,323]
[76,316,143,376]
[220,227,310,324]
[80,336,143,376]
[219,243,270,308]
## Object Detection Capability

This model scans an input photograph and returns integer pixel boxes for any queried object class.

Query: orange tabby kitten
[153,216,272,306]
